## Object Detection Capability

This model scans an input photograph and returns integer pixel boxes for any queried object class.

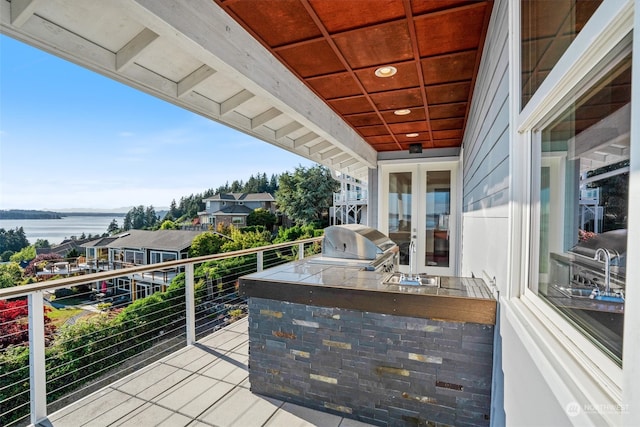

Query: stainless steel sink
[382,272,440,287]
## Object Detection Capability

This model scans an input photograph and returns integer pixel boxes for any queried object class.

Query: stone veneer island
[239,258,496,426]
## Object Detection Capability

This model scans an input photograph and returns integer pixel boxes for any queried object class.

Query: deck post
[28,291,47,425]
[185,263,196,345]
[257,251,264,272]
[298,242,305,260]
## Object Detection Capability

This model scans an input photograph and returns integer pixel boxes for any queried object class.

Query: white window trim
[506,0,637,419]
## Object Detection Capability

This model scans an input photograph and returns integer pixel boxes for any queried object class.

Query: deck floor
[44,318,373,427]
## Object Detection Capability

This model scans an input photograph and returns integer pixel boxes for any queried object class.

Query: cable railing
[0,237,322,427]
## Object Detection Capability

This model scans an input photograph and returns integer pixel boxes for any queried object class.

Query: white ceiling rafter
[309,141,332,155]
[116,27,158,71]
[251,108,282,129]
[293,132,320,148]
[220,89,254,115]
[177,65,217,98]
[320,148,342,160]
[340,158,359,168]
[275,122,303,140]
[10,0,39,27]
[0,0,374,182]
[331,153,351,165]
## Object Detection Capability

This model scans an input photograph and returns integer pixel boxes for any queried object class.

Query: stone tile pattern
[248,298,494,427]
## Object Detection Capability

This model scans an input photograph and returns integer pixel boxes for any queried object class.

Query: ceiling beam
[177,65,217,98]
[309,140,333,155]
[116,28,159,71]
[321,147,342,160]
[10,0,38,27]
[134,0,377,168]
[220,89,254,115]
[293,132,320,148]
[275,121,303,139]
[251,107,281,129]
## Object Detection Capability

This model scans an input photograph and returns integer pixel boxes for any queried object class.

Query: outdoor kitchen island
[239,258,497,426]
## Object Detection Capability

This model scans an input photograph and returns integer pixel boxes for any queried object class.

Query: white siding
[460,2,509,425]
[460,0,510,289]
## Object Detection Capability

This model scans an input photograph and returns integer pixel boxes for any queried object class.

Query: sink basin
[382,273,440,287]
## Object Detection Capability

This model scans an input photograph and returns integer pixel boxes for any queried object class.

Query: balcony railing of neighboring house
[332,190,368,205]
[0,237,322,427]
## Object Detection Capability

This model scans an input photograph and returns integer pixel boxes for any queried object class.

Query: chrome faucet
[408,239,416,280]
[594,248,618,294]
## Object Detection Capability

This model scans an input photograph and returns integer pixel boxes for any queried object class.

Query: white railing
[0,237,322,426]
[333,190,368,205]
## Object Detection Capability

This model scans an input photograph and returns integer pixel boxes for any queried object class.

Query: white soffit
[0,0,375,180]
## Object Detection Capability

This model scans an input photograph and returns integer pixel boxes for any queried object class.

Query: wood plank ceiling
[216,0,493,153]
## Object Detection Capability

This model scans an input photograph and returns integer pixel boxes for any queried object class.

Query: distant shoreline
[0,209,126,220]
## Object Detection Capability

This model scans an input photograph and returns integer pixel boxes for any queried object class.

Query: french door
[380,161,459,276]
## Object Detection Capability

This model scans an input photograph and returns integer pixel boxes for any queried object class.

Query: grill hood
[322,224,396,260]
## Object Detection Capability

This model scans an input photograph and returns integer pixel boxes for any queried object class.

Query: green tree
[247,208,276,230]
[9,245,36,263]
[189,232,228,257]
[107,219,120,235]
[1,251,14,262]
[123,205,159,230]
[220,226,272,252]
[0,227,29,253]
[34,239,51,249]
[160,220,178,230]
[66,248,81,258]
[275,165,339,226]
[0,262,24,288]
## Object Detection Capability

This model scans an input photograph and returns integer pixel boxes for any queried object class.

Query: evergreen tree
[107,219,120,235]
[275,165,338,226]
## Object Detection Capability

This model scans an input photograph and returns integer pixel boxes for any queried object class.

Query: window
[521,0,602,108]
[150,251,178,264]
[124,250,143,265]
[532,52,630,364]
[232,216,244,225]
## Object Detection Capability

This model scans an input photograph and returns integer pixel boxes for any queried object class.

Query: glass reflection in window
[521,0,602,108]
[536,54,630,364]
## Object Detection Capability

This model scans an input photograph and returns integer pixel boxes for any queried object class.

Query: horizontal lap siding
[462,0,509,213]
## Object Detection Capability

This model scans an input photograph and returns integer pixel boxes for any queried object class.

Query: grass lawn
[47,307,87,328]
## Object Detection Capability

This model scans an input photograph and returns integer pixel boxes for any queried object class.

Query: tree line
[119,165,338,231]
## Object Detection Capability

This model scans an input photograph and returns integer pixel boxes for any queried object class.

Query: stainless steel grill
[309,224,398,272]
[549,229,626,301]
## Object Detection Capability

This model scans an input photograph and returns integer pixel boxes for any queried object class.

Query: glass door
[424,170,452,270]
[381,162,458,276]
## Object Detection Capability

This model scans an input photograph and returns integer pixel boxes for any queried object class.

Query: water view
[0,215,121,245]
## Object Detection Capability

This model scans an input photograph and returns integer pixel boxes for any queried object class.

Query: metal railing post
[185,263,196,345]
[28,291,47,425]
[257,251,264,272]
[298,242,305,260]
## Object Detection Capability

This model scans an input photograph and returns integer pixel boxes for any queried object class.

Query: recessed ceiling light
[394,109,411,116]
[374,66,397,78]
[406,133,419,137]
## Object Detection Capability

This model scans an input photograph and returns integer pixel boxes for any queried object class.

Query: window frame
[508,0,637,409]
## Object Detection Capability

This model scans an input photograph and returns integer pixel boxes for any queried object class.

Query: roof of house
[82,230,203,252]
[203,192,275,202]
[81,236,121,248]
[37,238,94,257]
[211,205,253,216]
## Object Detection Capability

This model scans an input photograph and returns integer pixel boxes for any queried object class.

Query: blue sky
[0,35,314,211]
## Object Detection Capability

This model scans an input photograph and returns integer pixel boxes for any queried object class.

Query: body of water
[0,215,123,245]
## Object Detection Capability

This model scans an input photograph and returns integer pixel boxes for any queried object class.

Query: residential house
[81,230,202,300]
[3,0,638,425]
[198,192,276,229]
